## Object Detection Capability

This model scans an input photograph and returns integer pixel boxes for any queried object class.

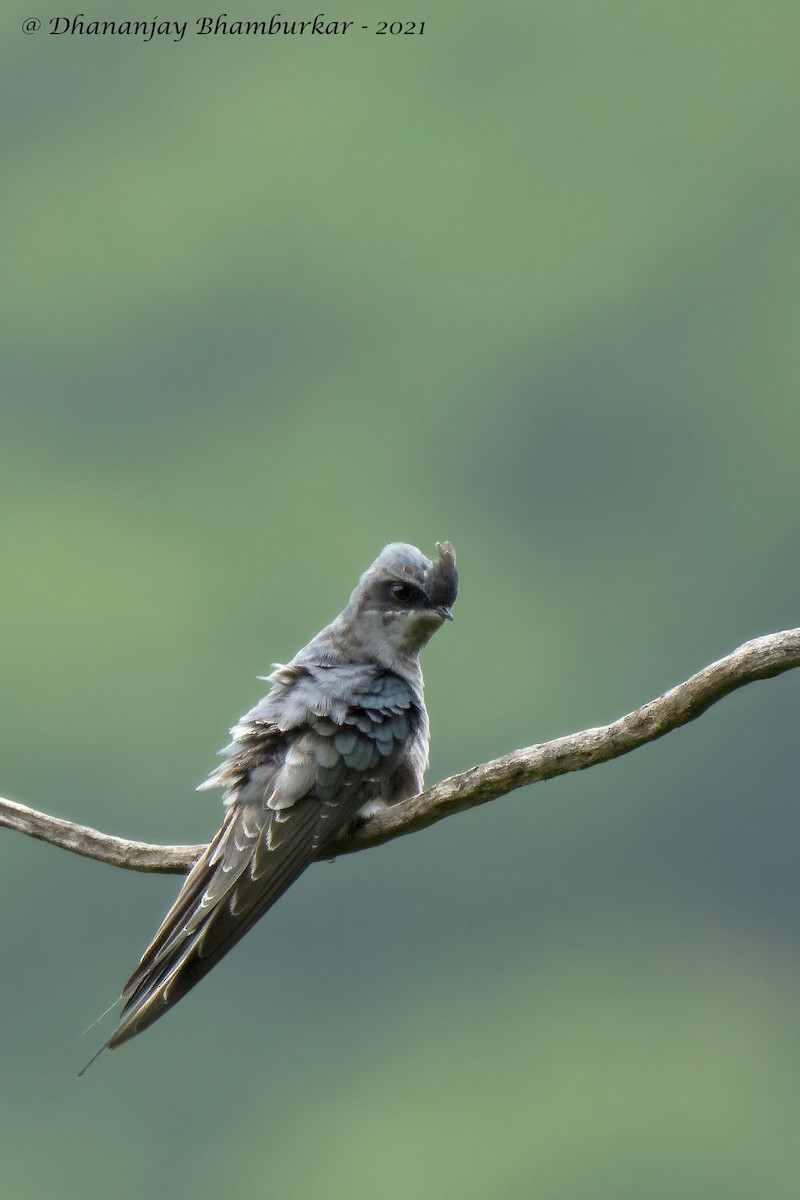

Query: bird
[80,540,457,1073]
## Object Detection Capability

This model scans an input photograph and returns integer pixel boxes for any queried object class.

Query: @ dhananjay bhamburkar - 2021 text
[46,14,428,41]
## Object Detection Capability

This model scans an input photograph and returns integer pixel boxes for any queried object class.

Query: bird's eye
[390,582,421,606]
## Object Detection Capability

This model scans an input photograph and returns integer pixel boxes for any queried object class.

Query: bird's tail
[78,796,323,1074]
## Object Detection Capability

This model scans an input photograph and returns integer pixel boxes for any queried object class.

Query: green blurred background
[2,0,800,1195]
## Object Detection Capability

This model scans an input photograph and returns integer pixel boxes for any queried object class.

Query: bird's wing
[88,669,419,1062]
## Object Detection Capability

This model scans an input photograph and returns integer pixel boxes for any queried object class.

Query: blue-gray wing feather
[106,667,422,1048]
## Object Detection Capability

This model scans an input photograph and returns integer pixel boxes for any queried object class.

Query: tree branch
[2,628,799,875]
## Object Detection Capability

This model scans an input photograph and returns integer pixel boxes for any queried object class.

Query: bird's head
[347,541,458,659]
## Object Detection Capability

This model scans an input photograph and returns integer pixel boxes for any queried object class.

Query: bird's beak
[436,606,454,621]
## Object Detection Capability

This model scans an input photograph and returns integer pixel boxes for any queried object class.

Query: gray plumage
[80,540,457,1072]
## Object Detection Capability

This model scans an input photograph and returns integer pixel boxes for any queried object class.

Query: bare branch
[2,628,799,874]
[0,797,202,872]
